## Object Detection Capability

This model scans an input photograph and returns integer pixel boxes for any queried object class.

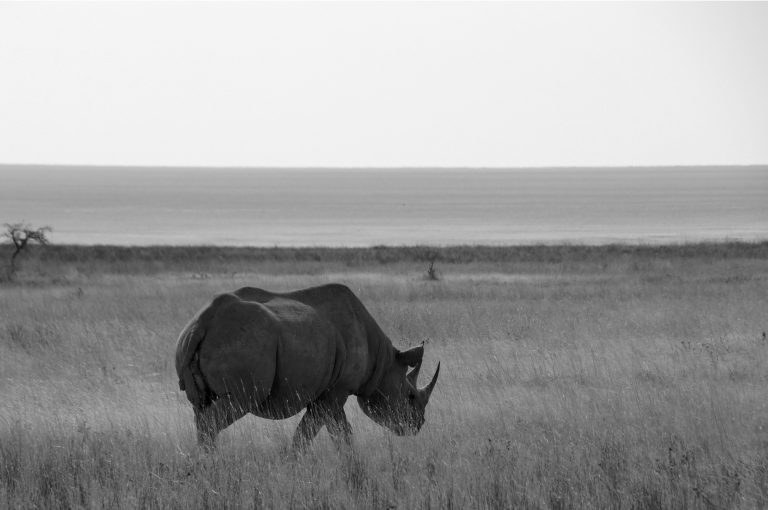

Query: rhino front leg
[292,402,325,449]
[292,398,352,449]
[326,408,352,447]
[194,396,247,451]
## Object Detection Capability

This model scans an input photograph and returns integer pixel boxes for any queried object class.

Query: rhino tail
[175,293,238,408]
[175,318,209,408]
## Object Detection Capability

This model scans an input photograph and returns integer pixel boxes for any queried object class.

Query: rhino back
[218,284,394,397]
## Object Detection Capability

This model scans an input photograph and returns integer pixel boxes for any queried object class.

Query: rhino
[175,283,440,449]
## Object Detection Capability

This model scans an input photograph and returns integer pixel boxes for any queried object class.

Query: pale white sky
[1,1,767,167]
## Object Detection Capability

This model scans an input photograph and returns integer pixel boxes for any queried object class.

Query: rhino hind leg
[194,396,248,450]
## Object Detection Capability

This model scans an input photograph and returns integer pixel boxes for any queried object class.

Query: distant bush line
[2,241,766,275]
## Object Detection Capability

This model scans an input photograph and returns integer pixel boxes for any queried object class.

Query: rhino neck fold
[356,332,395,398]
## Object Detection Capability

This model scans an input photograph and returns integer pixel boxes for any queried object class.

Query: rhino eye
[408,393,416,401]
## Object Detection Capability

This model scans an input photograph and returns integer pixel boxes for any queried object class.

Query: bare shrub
[425,252,440,281]
[3,222,52,280]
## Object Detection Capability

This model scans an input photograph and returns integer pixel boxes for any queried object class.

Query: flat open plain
[1,243,767,508]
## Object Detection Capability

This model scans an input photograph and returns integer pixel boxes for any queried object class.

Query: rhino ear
[396,344,424,367]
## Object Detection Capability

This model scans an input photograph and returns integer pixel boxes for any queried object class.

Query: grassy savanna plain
[1,243,767,509]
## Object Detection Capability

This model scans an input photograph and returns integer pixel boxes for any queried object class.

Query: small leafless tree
[3,222,52,279]
[425,251,440,281]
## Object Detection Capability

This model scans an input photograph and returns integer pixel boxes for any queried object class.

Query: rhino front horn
[421,362,440,400]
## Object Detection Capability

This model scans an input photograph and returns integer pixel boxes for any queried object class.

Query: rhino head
[357,344,440,436]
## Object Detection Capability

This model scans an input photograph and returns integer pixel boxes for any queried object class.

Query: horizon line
[1,163,767,171]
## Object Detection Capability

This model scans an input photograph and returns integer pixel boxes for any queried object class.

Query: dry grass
[1,244,767,508]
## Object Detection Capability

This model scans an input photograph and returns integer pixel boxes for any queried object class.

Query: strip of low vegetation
[2,241,767,277]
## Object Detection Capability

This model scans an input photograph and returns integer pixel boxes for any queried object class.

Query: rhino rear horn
[420,362,440,401]
[407,360,422,386]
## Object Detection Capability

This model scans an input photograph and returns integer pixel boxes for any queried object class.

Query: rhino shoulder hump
[232,287,275,303]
